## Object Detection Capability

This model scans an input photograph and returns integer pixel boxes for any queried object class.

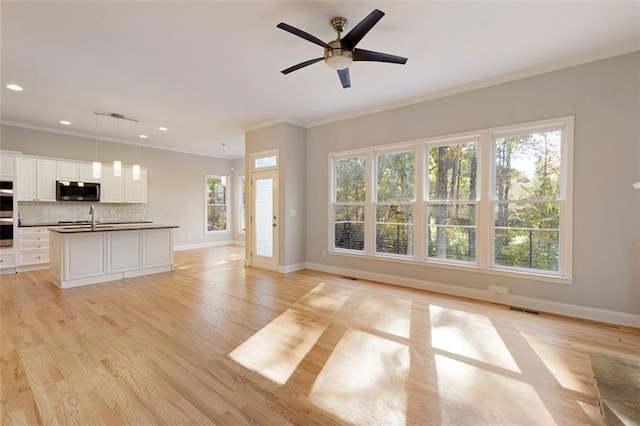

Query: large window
[205,175,228,232]
[329,116,573,281]
[332,154,366,251]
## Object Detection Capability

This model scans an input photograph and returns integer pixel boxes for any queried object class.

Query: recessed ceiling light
[6,84,23,91]
[60,120,71,125]
[158,127,168,131]
[139,134,148,139]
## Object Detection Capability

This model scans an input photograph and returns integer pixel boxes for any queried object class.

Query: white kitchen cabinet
[0,249,17,274]
[124,167,147,203]
[0,151,18,176]
[64,232,106,280]
[78,162,101,183]
[17,226,50,271]
[17,157,56,202]
[108,230,141,272]
[100,164,123,203]
[56,161,79,181]
[143,228,173,267]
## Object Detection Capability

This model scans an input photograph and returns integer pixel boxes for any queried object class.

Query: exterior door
[251,170,278,270]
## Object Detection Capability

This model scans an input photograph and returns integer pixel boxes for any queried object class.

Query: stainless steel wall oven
[0,181,14,247]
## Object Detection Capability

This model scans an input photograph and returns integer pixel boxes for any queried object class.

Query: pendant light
[113,116,122,177]
[132,121,140,180]
[220,143,227,187]
[92,113,101,178]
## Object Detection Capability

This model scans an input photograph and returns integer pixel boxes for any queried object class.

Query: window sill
[327,250,573,285]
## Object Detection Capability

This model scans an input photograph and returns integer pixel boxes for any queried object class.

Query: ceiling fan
[277,9,408,89]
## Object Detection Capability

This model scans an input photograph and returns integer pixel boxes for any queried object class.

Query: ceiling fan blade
[277,23,331,49]
[353,48,407,64]
[337,68,351,89]
[281,57,324,74]
[341,9,385,50]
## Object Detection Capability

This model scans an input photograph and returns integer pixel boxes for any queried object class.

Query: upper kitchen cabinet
[17,157,56,202]
[78,163,101,183]
[56,160,79,181]
[0,150,19,176]
[100,164,123,203]
[124,167,147,203]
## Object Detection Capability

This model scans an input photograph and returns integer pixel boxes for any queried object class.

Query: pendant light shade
[93,113,101,178]
[113,160,122,177]
[92,161,101,179]
[132,164,140,180]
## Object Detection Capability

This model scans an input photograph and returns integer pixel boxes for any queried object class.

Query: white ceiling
[2,1,638,159]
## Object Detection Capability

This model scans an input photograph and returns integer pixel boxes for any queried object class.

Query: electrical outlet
[489,285,508,297]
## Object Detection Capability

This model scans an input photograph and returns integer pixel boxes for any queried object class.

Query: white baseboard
[278,262,306,274]
[174,241,235,251]
[305,262,640,328]
[233,240,245,247]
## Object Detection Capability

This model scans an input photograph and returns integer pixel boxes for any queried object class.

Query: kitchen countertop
[19,221,154,228]
[49,223,178,234]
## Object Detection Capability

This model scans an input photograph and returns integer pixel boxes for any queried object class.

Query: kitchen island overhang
[49,224,179,289]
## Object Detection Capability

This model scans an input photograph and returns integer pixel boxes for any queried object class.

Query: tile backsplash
[19,201,148,225]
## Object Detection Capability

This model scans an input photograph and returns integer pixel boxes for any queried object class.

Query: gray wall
[1,125,236,247]
[244,122,307,269]
[306,52,640,315]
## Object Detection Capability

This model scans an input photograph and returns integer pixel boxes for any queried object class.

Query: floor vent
[341,276,358,280]
[509,307,540,315]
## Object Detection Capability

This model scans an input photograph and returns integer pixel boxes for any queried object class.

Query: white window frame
[205,174,229,234]
[251,149,278,171]
[328,116,574,284]
[373,144,417,259]
[329,150,368,254]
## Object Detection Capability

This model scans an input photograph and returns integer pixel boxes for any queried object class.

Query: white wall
[1,125,236,248]
[306,52,640,319]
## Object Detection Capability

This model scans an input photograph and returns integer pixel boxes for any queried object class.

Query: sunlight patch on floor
[354,296,412,338]
[294,282,352,315]
[435,355,554,424]
[229,309,329,385]
[430,305,520,373]
[309,329,409,425]
[520,331,591,394]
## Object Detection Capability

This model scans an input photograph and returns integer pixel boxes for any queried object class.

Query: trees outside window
[206,175,227,232]
[493,130,562,271]
[375,150,415,256]
[333,155,366,251]
[427,141,478,262]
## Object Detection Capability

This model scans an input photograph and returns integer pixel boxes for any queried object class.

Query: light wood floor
[2,245,639,425]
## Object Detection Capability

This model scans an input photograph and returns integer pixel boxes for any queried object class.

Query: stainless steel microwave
[56,181,100,201]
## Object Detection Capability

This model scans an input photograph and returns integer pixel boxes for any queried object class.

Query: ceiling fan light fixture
[324,49,352,70]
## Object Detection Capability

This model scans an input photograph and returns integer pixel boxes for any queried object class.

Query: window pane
[254,155,277,168]
[495,130,561,201]
[494,202,559,271]
[494,229,559,271]
[207,178,226,204]
[207,206,227,231]
[427,204,476,261]
[377,151,415,202]
[376,204,413,255]
[494,202,559,229]
[335,156,366,203]
[428,142,478,200]
[334,205,365,251]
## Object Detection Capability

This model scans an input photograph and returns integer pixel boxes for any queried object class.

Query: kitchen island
[49,224,179,289]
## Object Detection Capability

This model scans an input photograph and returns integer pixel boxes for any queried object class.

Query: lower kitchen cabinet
[18,227,50,271]
[0,249,17,274]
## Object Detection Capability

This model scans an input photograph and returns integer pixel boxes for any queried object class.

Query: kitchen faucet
[89,204,96,230]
